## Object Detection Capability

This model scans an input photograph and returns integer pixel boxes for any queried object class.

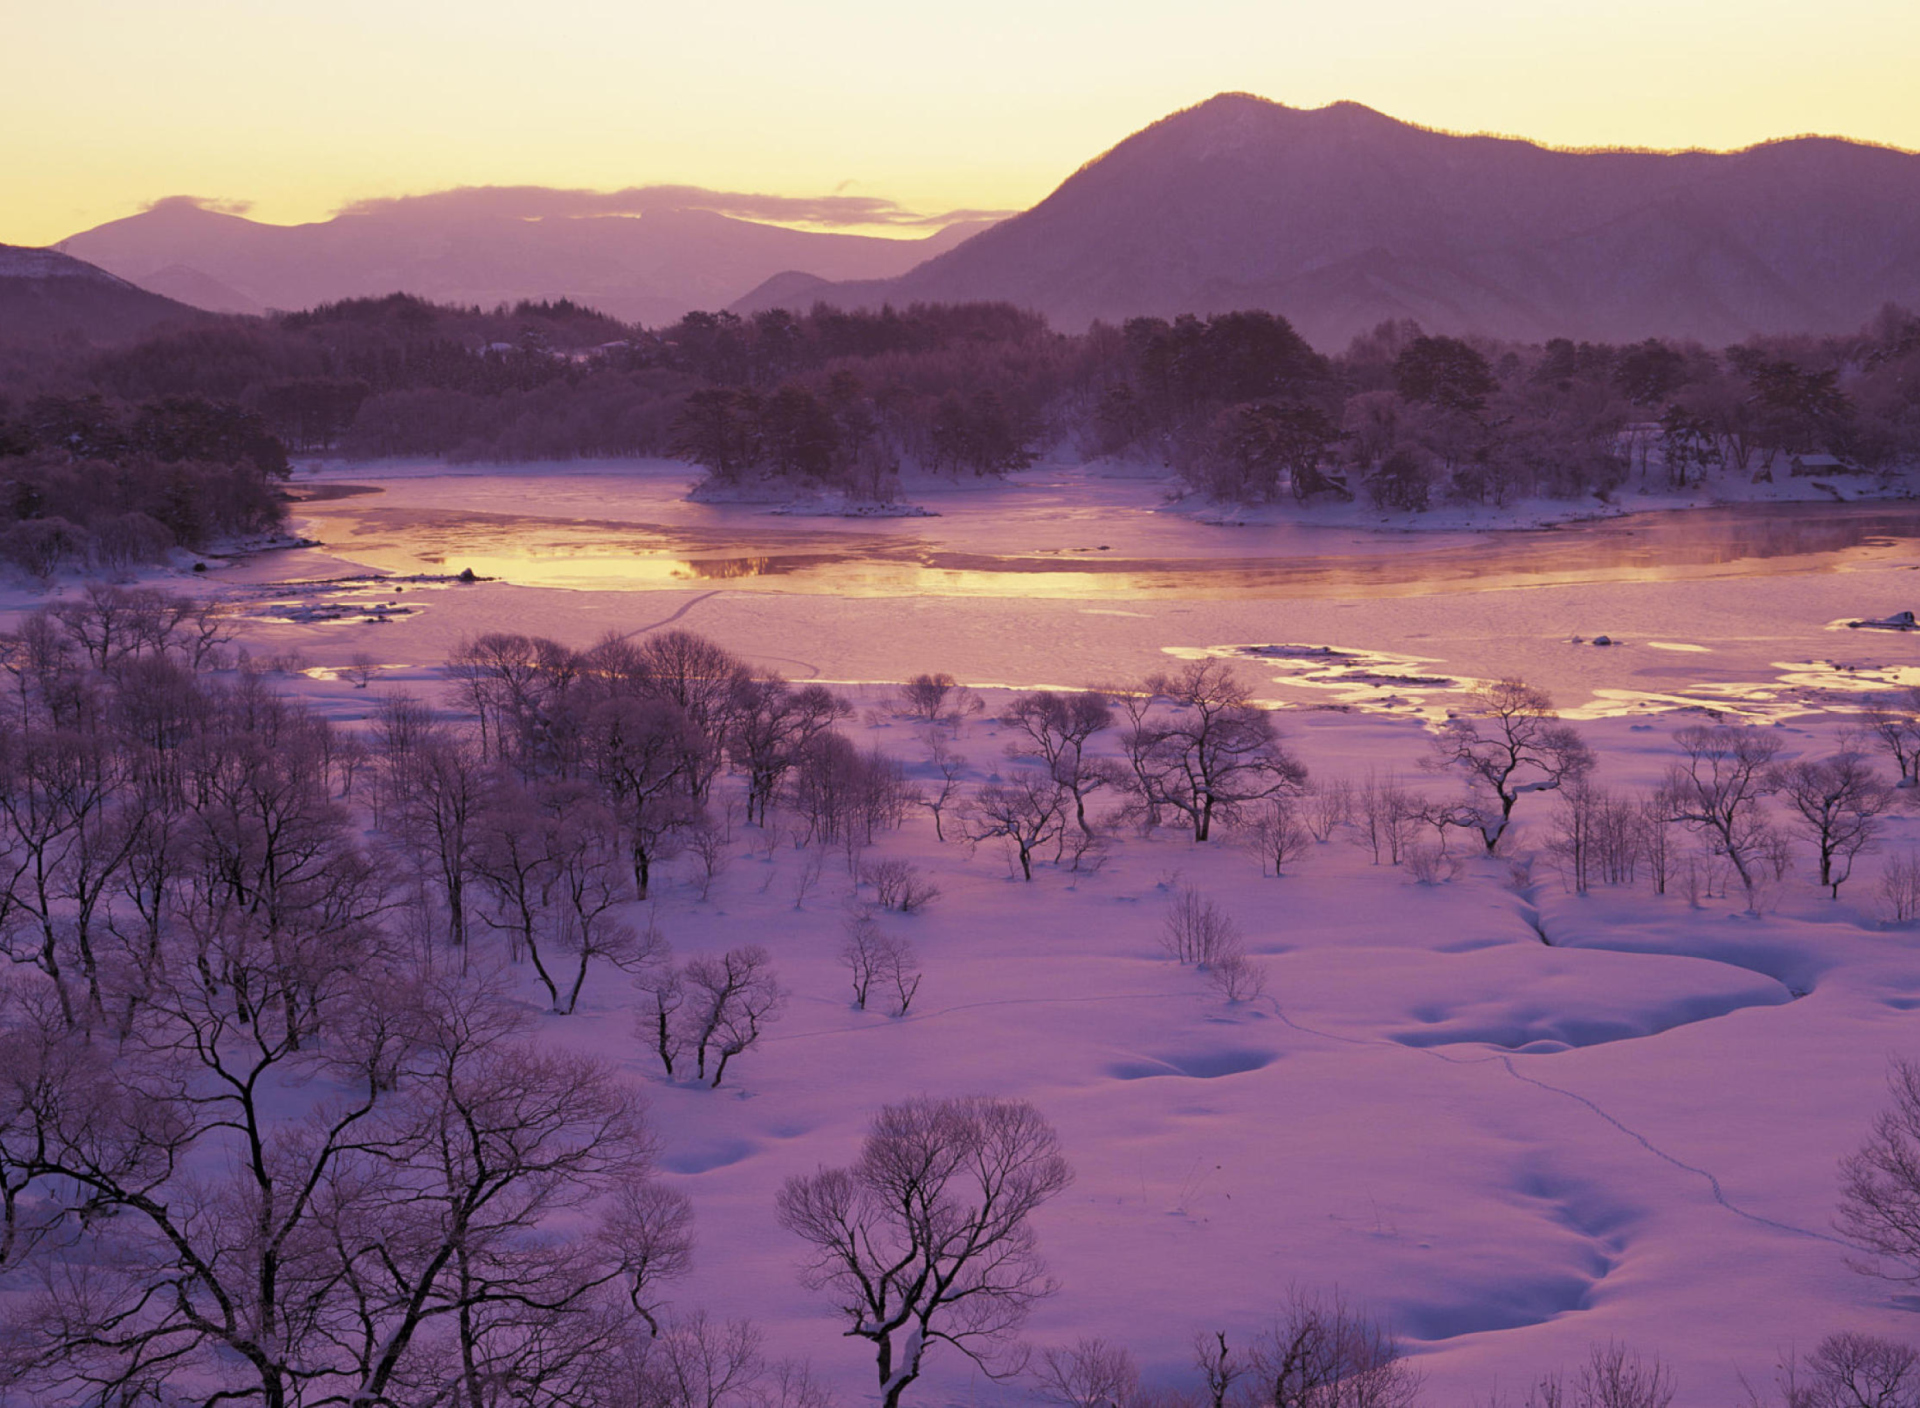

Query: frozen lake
[292,463,1920,600]
[262,461,1920,724]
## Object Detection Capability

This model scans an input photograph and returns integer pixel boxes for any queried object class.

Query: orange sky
[7,0,1919,247]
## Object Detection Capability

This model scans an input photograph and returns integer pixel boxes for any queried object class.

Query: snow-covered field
[47,458,1920,1403]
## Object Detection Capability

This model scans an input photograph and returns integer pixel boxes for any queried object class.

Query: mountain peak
[1091,93,1419,171]
[1165,93,1402,133]
[743,94,1920,347]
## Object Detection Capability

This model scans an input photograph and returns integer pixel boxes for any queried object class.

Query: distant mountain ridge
[731,94,1920,348]
[0,244,208,346]
[58,194,992,326]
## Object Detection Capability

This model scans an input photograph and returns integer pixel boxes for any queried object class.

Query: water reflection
[300,498,1920,599]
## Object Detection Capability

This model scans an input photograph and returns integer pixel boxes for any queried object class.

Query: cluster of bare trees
[1199,677,1914,918]
[0,598,861,1402]
[1037,1313,1920,1408]
[1118,663,1308,843]
[927,662,1308,883]
[1537,723,1906,913]
[636,943,785,1088]
[1161,883,1266,1001]
[445,628,929,909]
[839,911,922,1015]
[896,666,1911,917]
[0,962,701,1406]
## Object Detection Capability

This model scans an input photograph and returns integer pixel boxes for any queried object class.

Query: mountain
[729,94,1920,348]
[0,244,210,347]
[58,193,994,325]
[133,264,265,316]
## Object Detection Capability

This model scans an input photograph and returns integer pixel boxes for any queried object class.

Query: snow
[0,245,126,281]
[25,459,1920,1403]
[503,705,1920,1406]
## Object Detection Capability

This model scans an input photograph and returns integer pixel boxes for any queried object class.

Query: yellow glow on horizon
[5,0,1919,247]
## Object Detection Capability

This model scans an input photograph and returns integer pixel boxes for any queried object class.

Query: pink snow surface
[113,460,1920,1404]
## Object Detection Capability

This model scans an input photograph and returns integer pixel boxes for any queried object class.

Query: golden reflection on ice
[299,497,1920,601]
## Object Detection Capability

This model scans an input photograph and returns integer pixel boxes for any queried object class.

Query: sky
[6,0,1920,247]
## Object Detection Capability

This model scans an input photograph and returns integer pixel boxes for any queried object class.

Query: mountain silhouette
[731,93,1920,347]
[58,192,991,325]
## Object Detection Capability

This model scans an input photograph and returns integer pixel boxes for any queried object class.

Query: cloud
[333,184,1010,229]
[142,194,255,216]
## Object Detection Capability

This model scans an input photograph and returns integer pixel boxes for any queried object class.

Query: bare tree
[1352,772,1422,867]
[550,809,661,1015]
[635,952,686,1079]
[1863,689,1920,786]
[46,583,232,672]
[1838,1057,1920,1283]
[898,672,982,725]
[1428,678,1593,853]
[474,777,566,993]
[861,857,941,913]
[1302,778,1354,843]
[789,732,913,852]
[377,701,487,949]
[1521,1343,1676,1408]
[1245,795,1312,877]
[447,631,551,762]
[879,934,922,1016]
[1884,851,1920,924]
[966,772,1070,881]
[1162,883,1241,965]
[729,675,850,826]
[584,694,705,899]
[1241,1287,1422,1408]
[1126,662,1307,841]
[918,731,968,842]
[841,911,886,1011]
[777,1096,1071,1408]
[600,628,752,800]
[0,723,135,1022]
[842,913,925,1018]
[1549,779,1601,896]
[1774,750,1892,898]
[1659,724,1785,911]
[1207,949,1268,1003]
[1002,690,1119,837]
[686,817,733,901]
[1196,1331,1247,1408]
[1035,1338,1140,1408]
[790,845,828,910]
[628,1311,833,1408]
[1743,1331,1920,1408]
[1640,796,1676,896]
[678,946,783,1087]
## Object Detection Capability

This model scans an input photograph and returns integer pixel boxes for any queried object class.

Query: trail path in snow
[1262,996,1853,1248]
[756,960,1847,1250]
[613,588,727,637]
[611,588,824,678]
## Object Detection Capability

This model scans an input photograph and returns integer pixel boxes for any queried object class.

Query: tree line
[0,391,289,577]
[12,293,1916,507]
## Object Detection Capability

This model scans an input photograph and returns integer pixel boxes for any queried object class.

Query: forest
[3,589,1920,1404]
[4,294,1918,536]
